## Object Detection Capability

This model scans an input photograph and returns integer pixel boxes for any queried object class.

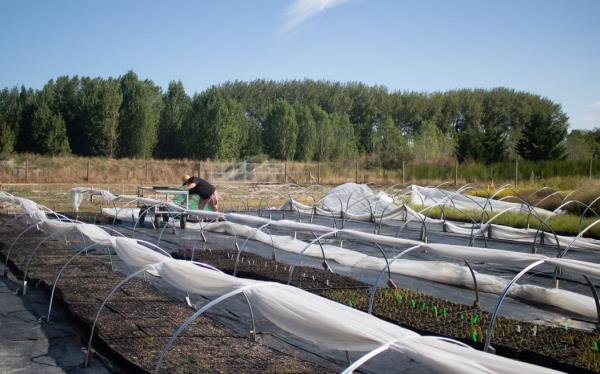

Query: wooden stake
[515,158,518,186]
[590,159,593,179]
[454,160,458,186]
[355,160,359,184]
[86,160,91,182]
[25,159,29,183]
[402,161,405,185]
[317,162,321,185]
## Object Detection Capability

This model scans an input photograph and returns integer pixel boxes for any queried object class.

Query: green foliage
[312,105,332,161]
[373,116,408,168]
[0,87,21,154]
[0,114,15,154]
[186,88,244,160]
[328,112,358,160]
[78,78,122,157]
[517,99,568,161]
[156,81,191,159]
[0,74,573,163]
[566,130,597,161]
[31,102,71,155]
[263,99,298,160]
[412,120,455,161]
[294,104,317,161]
[117,71,163,158]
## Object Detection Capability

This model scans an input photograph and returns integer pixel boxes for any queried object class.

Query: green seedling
[471,315,479,325]
[594,340,599,352]
[346,299,353,308]
[442,307,447,318]
[411,299,416,309]
[459,313,464,321]
[395,293,403,305]
[421,303,427,312]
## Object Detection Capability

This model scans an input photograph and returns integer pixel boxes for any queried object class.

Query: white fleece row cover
[280,183,600,252]
[2,192,568,374]
[1,191,566,373]
[67,187,600,319]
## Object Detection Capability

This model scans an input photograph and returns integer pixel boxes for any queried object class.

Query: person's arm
[185,182,197,190]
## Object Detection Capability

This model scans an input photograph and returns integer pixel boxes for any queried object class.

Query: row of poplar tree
[0,71,569,165]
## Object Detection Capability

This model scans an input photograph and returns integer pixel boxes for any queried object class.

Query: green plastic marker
[442,307,447,318]
[594,340,599,352]
[471,315,479,325]
[471,330,477,342]
[432,305,438,317]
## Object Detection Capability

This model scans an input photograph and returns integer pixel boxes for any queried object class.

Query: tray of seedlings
[0,217,335,374]
[174,248,600,373]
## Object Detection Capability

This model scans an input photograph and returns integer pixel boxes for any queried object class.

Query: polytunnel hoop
[153,283,276,374]
[287,230,338,285]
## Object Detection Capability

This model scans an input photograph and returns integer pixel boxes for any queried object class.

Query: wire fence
[0,157,598,186]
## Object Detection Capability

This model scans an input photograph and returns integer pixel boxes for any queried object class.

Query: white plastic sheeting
[0,193,564,373]
[75,181,600,319]
[410,185,556,217]
[282,183,600,252]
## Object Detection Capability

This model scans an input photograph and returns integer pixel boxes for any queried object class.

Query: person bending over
[182,174,219,211]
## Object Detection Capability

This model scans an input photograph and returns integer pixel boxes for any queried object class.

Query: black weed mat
[0,217,334,374]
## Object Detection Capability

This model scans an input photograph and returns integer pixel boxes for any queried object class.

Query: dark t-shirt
[184,177,215,199]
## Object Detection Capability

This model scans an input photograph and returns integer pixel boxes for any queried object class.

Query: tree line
[0,71,584,166]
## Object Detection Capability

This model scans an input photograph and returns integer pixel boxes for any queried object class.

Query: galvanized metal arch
[85,263,169,367]
[22,228,81,295]
[46,243,106,322]
[367,244,423,314]
[287,230,339,285]
[560,219,600,258]
[483,259,547,352]
[153,283,276,374]
[234,222,271,276]
[341,337,473,374]
[3,224,37,277]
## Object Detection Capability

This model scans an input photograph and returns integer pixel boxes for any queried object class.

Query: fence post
[590,159,593,179]
[402,161,405,185]
[86,160,91,182]
[317,162,321,185]
[355,160,359,184]
[515,158,518,186]
[284,163,287,184]
[454,160,458,186]
[25,159,29,183]
[145,160,149,182]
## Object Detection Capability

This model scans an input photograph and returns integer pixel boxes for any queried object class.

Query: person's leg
[209,191,219,211]
[198,197,209,210]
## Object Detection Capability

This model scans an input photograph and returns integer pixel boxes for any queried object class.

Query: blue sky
[1,0,599,130]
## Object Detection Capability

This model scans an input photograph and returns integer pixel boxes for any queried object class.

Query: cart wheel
[154,213,160,229]
[138,206,147,225]
[180,214,187,230]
